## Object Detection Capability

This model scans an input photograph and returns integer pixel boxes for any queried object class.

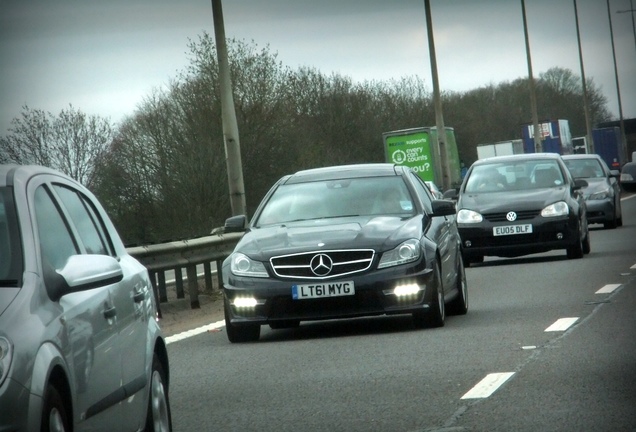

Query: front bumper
[458,215,579,259]
[584,198,615,224]
[223,264,436,325]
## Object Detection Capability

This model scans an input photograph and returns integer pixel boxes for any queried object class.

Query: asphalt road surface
[164,194,636,432]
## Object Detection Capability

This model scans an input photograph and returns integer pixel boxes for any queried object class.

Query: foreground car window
[0,188,22,286]
[35,186,78,271]
[256,176,414,226]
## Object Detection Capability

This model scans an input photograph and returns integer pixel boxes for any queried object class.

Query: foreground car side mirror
[609,169,620,178]
[431,199,456,217]
[48,255,124,302]
[224,215,248,233]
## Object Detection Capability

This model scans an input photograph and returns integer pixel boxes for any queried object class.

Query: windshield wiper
[0,280,19,287]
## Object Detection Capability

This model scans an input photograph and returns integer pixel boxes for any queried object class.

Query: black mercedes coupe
[221,163,468,342]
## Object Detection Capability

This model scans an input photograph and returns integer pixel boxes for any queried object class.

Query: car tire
[145,354,172,432]
[582,226,591,255]
[413,262,445,328]
[224,298,261,343]
[41,383,69,432]
[566,224,585,259]
[447,254,468,316]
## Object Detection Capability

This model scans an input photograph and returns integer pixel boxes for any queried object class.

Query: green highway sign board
[384,130,434,182]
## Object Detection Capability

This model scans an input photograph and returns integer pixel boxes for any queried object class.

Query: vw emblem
[506,211,517,222]
[310,254,333,276]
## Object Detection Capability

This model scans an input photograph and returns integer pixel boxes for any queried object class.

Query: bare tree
[0,104,113,187]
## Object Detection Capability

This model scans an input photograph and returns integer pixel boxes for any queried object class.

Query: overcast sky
[1,0,635,136]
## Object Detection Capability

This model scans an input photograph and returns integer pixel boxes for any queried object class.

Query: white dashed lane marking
[166,320,225,345]
[461,372,515,399]
[595,284,621,294]
[545,317,579,332]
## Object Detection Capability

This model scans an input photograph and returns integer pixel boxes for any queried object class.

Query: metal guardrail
[126,232,243,316]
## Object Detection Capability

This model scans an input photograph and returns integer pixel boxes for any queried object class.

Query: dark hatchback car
[562,154,622,229]
[221,163,468,342]
[620,161,636,192]
[455,153,590,266]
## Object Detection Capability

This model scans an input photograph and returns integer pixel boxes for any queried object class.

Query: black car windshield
[465,160,565,193]
[255,176,415,226]
[0,187,22,287]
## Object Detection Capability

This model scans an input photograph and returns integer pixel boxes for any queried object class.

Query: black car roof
[284,163,402,184]
[472,152,563,166]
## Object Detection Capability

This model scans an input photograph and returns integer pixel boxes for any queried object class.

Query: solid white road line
[166,320,226,345]
[461,372,515,399]
[595,284,622,294]
[545,317,578,332]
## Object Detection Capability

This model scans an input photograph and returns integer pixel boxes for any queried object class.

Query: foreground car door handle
[133,291,145,303]
[103,305,117,319]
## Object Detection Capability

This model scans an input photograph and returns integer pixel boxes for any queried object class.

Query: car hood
[459,187,570,213]
[579,178,611,196]
[237,215,423,260]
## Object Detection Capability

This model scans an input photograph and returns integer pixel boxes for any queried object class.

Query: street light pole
[606,0,628,165]
[573,0,595,153]
[521,0,542,153]
[616,0,636,53]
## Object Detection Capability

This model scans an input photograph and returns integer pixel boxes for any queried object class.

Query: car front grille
[484,210,541,222]
[270,249,375,280]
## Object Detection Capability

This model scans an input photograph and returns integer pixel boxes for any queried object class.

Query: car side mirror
[431,199,456,217]
[442,189,459,200]
[224,215,248,233]
[47,255,124,302]
[573,178,588,190]
[609,169,620,178]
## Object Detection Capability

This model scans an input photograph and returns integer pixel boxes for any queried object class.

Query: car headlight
[378,239,421,269]
[0,337,12,387]
[541,201,569,217]
[230,253,268,278]
[588,189,610,200]
[457,209,483,223]
[620,173,634,182]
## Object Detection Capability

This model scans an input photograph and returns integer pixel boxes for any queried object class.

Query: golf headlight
[378,239,421,269]
[541,201,569,217]
[457,209,483,223]
[230,253,268,277]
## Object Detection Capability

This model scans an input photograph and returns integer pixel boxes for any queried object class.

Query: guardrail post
[157,271,167,302]
[204,261,213,292]
[174,267,185,298]
[186,265,200,309]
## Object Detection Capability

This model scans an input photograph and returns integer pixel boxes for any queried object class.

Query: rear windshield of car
[465,160,565,193]
[0,187,23,287]
[255,176,415,226]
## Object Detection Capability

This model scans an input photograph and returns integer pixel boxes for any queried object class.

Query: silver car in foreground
[0,165,171,431]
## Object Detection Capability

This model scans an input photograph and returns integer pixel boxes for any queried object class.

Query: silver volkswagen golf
[0,165,171,431]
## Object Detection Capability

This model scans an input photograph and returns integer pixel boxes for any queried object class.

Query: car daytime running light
[393,283,421,296]
[233,297,258,308]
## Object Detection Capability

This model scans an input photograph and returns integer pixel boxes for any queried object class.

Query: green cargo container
[382,126,461,189]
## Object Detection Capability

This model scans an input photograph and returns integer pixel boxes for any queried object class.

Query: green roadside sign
[384,130,434,182]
